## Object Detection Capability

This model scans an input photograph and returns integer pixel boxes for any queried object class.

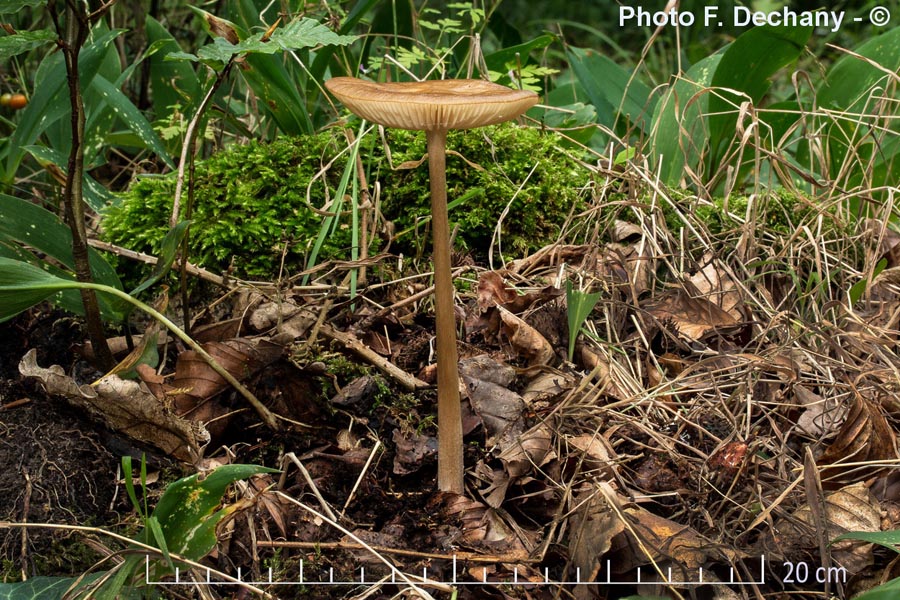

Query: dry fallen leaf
[433,492,530,557]
[463,374,526,448]
[498,307,554,366]
[688,254,744,319]
[817,395,898,483]
[644,288,740,341]
[19,349,205,463]
[776,482,881,574]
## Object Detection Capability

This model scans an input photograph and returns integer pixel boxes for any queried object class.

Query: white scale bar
[144,555,768,586]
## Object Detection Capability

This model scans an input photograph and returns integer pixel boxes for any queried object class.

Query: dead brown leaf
[172,338,284,414]
[392,427,436,475]
[433,492,530,557]
[688,254,744,319]
[566,433,618,479]
[794,385,847,438]
[817,395,898,482]
[19,349,205,463]
[463,374,525,448]
[644,288,739,341]
[777,482,881,574]
[498,307,554,366]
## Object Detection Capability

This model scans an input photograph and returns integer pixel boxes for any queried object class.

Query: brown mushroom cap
[325,77,538,131]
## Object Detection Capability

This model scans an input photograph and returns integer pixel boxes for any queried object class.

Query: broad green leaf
[145,15,201,119]
[484,34,556,74]
[566,46,655,133]
[0,196,125,321]
[142,464,277,561]
[817,27,900,190]
[0,194,121,290]
[0,29,56,60]
[24,145,116,212]
[4,28,124,179]
[237,18,355,54]
[0,0,43,13]
[833,529,900,552]
[818,28,900,111]
[849,577,900,600]
[91,74,175,168]
[566,280,602,362]
[707,25,812,173]
[0,241,117,320]
[241,52,315,135]
[650,54,721,185]
[0,574,108,600]
[0,260,61,321]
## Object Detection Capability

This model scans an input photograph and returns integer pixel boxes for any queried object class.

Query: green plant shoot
[566,279,602,362]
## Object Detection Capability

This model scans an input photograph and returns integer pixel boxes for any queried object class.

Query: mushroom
[325,77,538,493]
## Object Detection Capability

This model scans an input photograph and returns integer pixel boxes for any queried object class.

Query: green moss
[102,132,352,281]
[381,124,588,256]
[102,124,591,281]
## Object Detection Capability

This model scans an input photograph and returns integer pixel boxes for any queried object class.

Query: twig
[87,239,229,287]
[341,441,382,518]
[279,453,339,523]
[319,323,430,391]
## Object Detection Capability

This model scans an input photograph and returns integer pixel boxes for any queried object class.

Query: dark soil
[0,310,123,579]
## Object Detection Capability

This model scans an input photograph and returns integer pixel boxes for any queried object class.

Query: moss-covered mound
[102,133,352,281]
[102,123,590,280]
[381,124,588,256]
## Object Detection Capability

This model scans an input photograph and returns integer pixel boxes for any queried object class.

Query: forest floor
[2,212,900,600]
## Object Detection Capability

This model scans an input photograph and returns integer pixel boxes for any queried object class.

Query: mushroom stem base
[428,128,464,494]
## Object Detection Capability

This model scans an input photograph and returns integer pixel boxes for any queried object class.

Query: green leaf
[566,46,655,133]
[566,280,602,362]
[91,74,175,168]
[649,53,721,185]
[819,28,900,111]
[848,577,900,600]
[484,34,556,74]
[0,194,122,290]
[241,52,315,135]
[0,0,43,13]
[707,25,812,172]
[833,529,900,552]
[24,145,116,212]
[0,196,125,321]
[0,574,108,599]
[147,516,176,573]
[817,27,900,190]
[145,16,202,119]
[237,18,355,54]
[849,259,888,305]
[130,220,192,297]
[0,29,56,60]
[143,464,277,561]
[122,455,146,519]
[4,28,124,179]
[0,260,61,321]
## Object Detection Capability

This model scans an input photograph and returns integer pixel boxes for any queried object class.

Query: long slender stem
[59,1,114,368]
[427,129,464,494]
[72,282,280,431]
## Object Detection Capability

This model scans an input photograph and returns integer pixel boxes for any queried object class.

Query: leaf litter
[8,176,900,600]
